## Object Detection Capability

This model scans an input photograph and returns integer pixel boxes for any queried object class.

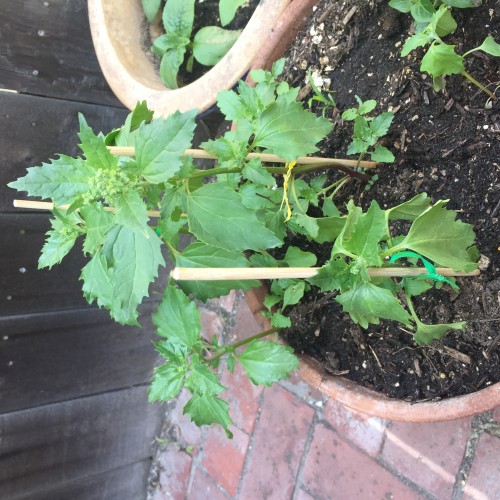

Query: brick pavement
[149,292,500,500]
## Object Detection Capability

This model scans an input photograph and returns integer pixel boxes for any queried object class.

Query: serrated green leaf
[149,364,185,402]
[78,114,117,170]
[216,89,248,121]
[242,158,276,186]
[184,394,233,437]
[174,242,259,301]
[386,193,432,221]
[397,201,477,272]
[370,145,395,163]
[238,340,298,386]
[282,282,305,310]
[219,0,246,26]
[466,35,500,58]
[39,219,79,269]
[421,42,464,77]
[292,213,319,238]
[403,277,434,297]
[306,258,352,293]
[81,251,114,313]
[336,282,413,328]
[342,108,358,121]
[411,0,435,23]
[187,183,282,251]
[401,32,431,57]
[253,95,333,160]
[413,320,466,345]
[369,112,394,138]
[142,0,162,21]
[113,190,149,234]
[8,156,94,204]
[193,27,241,66]
[283,247,317,267]
[163,0,195,38]
[159,46,186,89]
[358,99,377,115]
[153,285,201,347]
[136,109,197,183]
[270,312,291,328]
[185,361,226,396]
[432,5,457,37]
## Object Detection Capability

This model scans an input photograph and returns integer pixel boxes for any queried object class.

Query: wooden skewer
[171,267,480,281]
[13,199,161,218]
[108,146,378,170]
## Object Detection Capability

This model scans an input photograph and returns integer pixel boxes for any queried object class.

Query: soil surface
[281,0,500,401]
[144,0,259,86]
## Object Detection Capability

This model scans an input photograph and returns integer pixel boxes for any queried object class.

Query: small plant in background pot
[9,60,479,437]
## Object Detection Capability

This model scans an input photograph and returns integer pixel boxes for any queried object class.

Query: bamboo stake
[171,267,480,281]
[13,199,161,218]
[108,146,378,170]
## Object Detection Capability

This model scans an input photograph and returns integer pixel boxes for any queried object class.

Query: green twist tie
[389,251,459,291]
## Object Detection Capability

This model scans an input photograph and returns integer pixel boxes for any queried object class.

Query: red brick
[301,423,422,500]
[295,488,316,500]
[199,307,223,340]
[323,400,387,456]
[169,388,203,448]
[219,362,263,434]
[218,290,238,313]
[152,446,192,500]
[230,297,262,343]
[492,406,500,422]
[381,418,471,498]
[201,425,249,496]
[464,432,500,499]
[189,468,228,500]
[239,384,314,499]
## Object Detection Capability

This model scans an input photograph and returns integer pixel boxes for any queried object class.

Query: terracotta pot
[244,0,500,421]
[87,0,291,117]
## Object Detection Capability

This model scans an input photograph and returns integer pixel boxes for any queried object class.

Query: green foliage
[9,60,479,437]
[145,0,243,88]
[390,0,499,97]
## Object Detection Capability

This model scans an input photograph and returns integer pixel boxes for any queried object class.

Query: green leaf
[219,0,246,26]
[336,282,413,329]
[153,285,201,347]
[159,46,187,89]
[152,33,186,56]
[306,258,352,293]
[270,312,292,328]
[113,190,149,234]
[283,247,317,267]
[465,35,500,58]
[358,99,377,115]
[8,156,94,204]
[106,102,154,146]
[82,225,164,324]
[187,183,282,251]
[184,394,233,438]
[135,109,197,183]
[441,0,481,8]
[388,0,413,12]
[421,42,464,77]
[142,0,162,21]
[370,145,395,163]
[292,213,319,238]
[216,89,249,121]
[397,201,477,272]
[149,364,185,402]
[174,242,259,301]
[432,5,457,38]
[81,206,115,254]
[163,0,195,38]
[401,32,431,57]
[242,158,276,186]
[411,0,435,23]
[193,27,242,66]
[322,198,340,217]
[403,277,434,297]
[413,321,466,345]
[78,114,117,170]
[238,340,298,386]
[386,193,432,221]
[185,361,226,396]
[39,218,79,269]
[369,112,394,138]
[253,95,333,161]
[282,282,305,309]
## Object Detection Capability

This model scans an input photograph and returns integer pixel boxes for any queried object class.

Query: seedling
[389,0,500,98]
[307,69,337,117]
[9,60,478,436]
[144,0,243,88]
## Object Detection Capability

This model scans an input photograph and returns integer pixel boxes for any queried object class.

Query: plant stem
[379,244,404,260]
[208,327,280,362]
[461,71,496,100]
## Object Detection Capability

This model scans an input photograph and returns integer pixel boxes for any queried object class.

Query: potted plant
[87,0,292,116]
[9,50,498,435]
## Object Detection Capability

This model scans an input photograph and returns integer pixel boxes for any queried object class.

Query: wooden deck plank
[0,303,161,414]
[0,0,120,106]
[0,387,163,499]
[0,92,128,213]
[0,213,170,316]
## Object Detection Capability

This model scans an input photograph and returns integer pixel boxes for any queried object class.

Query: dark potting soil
[143,0,260,87]
[280,0,500,401]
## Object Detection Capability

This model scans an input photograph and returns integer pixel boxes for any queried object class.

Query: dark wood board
[0,214,170,316]
[0,387,163,499]
[0,303,162,414]
[0,0,120,106]
[23,460,151,500]
[0,92,128,213]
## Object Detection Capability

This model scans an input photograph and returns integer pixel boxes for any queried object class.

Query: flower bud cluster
[82,168,134,204]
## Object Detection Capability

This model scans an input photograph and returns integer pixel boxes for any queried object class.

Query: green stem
[461,70,496,100]
[208,327,280,363]
[290,176,307,215]
[405,292,421,326]
[379,243,404,260]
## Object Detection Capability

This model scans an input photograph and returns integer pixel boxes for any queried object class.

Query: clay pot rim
[87,0,291,117]
[242,0,500,421]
